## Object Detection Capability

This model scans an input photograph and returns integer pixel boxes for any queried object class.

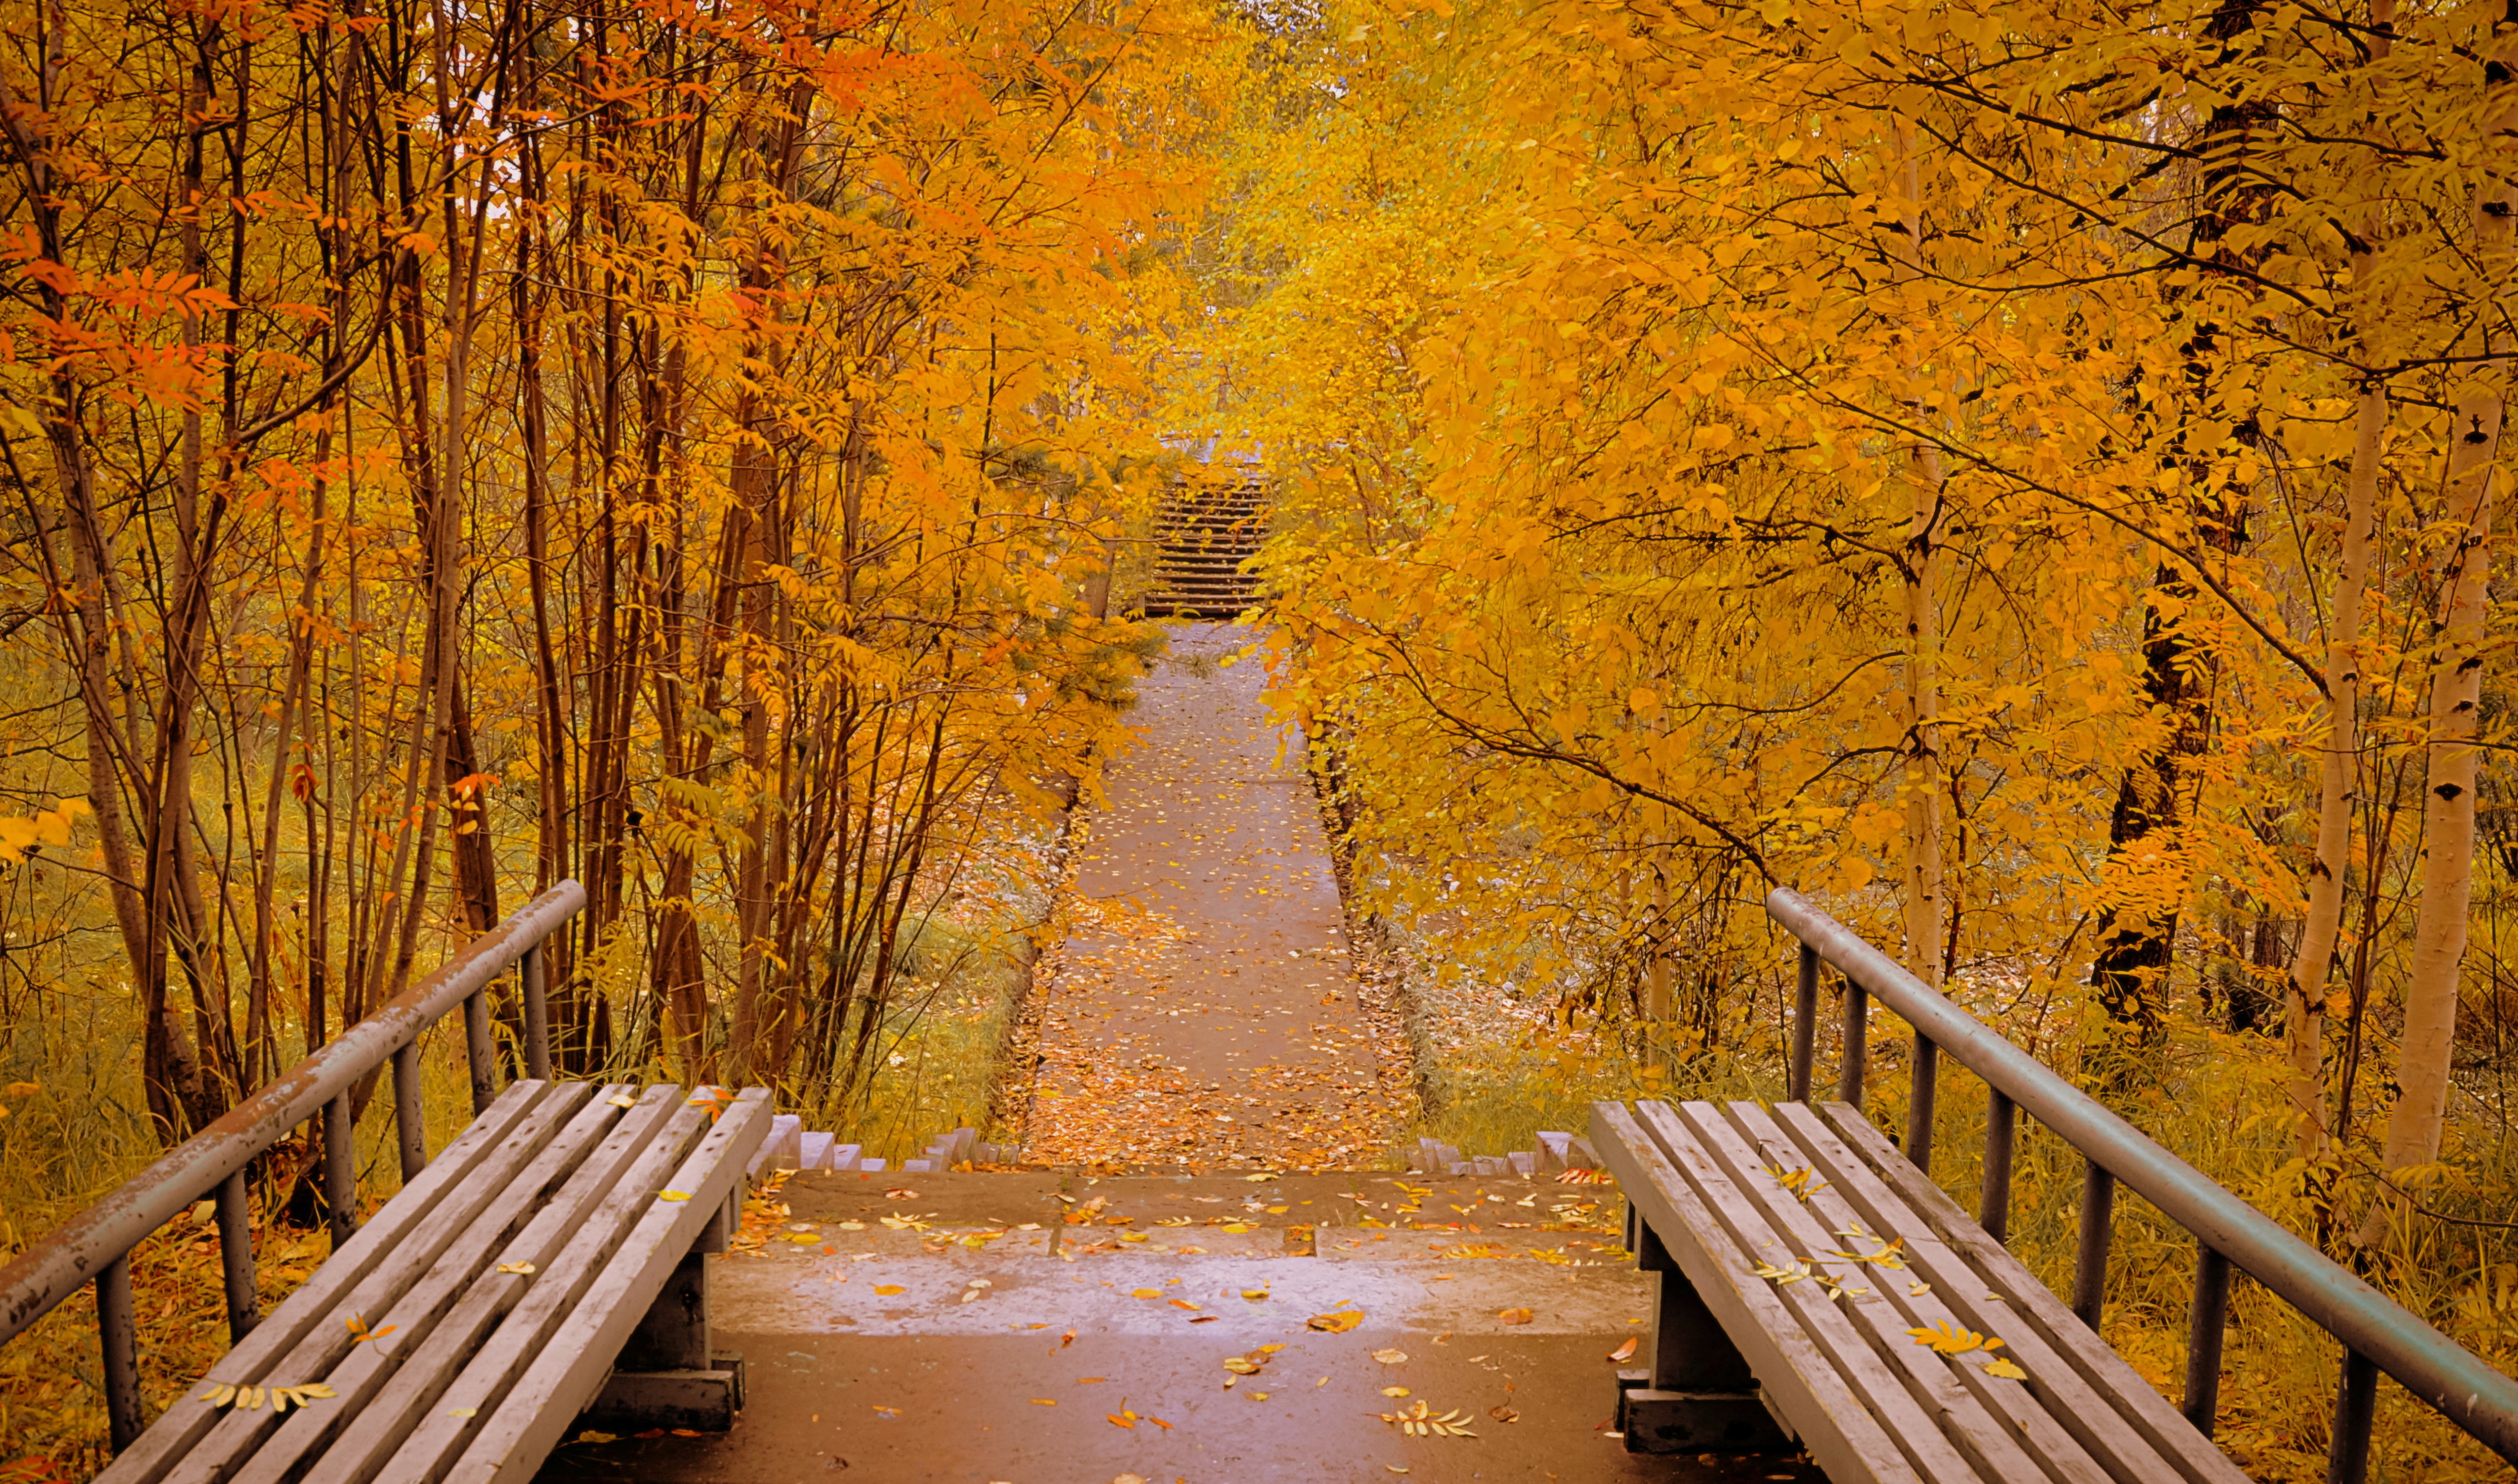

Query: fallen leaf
[1241,1288,1270,1301]
[660,1190,692,1203]
[496,1262,536,1276]
[448,1407,477,1418]
[1169,1299,1201,1311]
[1371,1347,1408,1364]
[1029,1398,1058,1406]
[605,1094,638,1108]
[1077,1376,1109,1383]
[1107,1414,1135,1429]
[1608,1336,1638,1362]
[1489,1404,1520,1423]
[1307,1309,1365,1333]
[1907,1321,1988,1356]
[1498,1307,1535,1325]
[1984,1357,2028,1381]
[885,1188,918,1198]
[873,1285,906,1296]
[1382,1385,1411,1397]
[1131,1287,1164,1299]
[574,1431,618,1445]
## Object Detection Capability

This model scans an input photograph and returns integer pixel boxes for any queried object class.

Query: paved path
[1022,623,1396,1169]
[540,1170,1823,1483]
[530,625,1821,1483]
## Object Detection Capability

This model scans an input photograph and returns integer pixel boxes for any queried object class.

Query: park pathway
[534,625,1815,1484]
[1020,621,1403,1170]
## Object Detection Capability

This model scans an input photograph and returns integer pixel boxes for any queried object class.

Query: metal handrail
[1767,886,2518,1478]
[0,879,585,1448]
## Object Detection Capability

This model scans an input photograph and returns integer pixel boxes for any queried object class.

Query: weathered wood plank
[1765,1100,2214,1484]
[89,1082,552,1484]
[227,1083,622,1484]
[297,1085,683,1484]
[157,1085,590,1484]
[1815,1103,2251,1484]
[1632,1101,1987,1484]
[1716,1100,2128,1484]
[383,1090,710,1483]
[1664,1101,2034,1482]
[446,1088,771,1484]
[1591,1103,1929,1484]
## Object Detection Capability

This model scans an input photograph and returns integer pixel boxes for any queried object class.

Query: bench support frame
[583,1187,747,1432]
[1619,1205,1795,1455]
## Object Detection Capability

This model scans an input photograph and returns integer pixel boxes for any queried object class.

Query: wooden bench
[94,1080,769,1484]
[1593,1098,2254,1484]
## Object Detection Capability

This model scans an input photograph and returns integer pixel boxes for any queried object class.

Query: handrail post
[100,1256,141,1450]
[323,1090,357,1246]
[463,984,497,1116]
[2329,1349,2378,1484]
[2074,1160,2116,1331]
[1907,1032,1938,1174]
[1789,944,1819,1102]
[2184,1242,2232,1436]
[1980,1088,2015,1243]
[393,1041,426,1181]
[1837,977,1868,1106]
[215,1168,257,1343]
[523,941,552,1081]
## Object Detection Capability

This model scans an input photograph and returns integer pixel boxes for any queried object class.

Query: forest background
[5,0,2518,1477]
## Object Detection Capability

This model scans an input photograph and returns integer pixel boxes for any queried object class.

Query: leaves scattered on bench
[1751,1256,1869,1300]
[1907,1320,2030,1379]
[1761,1162,1828,1203]
[198,1382,336,1412]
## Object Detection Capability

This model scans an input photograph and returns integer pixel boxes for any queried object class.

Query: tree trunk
[2364,37,2516,1238]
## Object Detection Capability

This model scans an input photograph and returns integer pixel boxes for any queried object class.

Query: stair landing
[532,1171,1823,1482]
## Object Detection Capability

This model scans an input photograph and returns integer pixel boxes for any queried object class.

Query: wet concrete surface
[1022,623,1400,1168]
[535,1174,1825,1483]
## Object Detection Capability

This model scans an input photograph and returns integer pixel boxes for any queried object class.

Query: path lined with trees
[1021,622,1404,1170]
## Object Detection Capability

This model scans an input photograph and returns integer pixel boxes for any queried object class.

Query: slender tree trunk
[2364,35,2517,1238]
[1889,114,1945,992]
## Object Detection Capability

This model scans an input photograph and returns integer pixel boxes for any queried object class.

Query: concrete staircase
[1143,472,1267,617]
[745,1118,1015,1178]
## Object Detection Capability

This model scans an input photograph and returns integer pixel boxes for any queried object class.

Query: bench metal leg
[1619,1206,1793,1454]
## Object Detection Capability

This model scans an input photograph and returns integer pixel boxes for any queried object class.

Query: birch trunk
[2364,55,2516,1237]
[2288,0,2396,1160]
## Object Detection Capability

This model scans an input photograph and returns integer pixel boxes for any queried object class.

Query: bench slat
[1815,1103,2253,1484]
[446,1088,771,1484]
[161,1083,587,1484]
[1664,1101,2045,1483]
[299,1084,683,1484]
[91,1082,551,1484]
[384,1089,714,1482]
[228,1082,622,1484]
[1631,1101,1986,1482]
[1718,1100,2138,1484]
[1592,1102,1931,1484]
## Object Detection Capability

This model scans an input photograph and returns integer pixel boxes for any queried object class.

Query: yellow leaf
[1907,1321,1986,1356]
[497,1262,536,1275]
[660,1190,692,1202]
[873,1285,906,1295]
[448,1407,478,1419]
[1496,1307,1534,1325]
[1307,1309,1366,1332]
[1984,1357,2028,1381]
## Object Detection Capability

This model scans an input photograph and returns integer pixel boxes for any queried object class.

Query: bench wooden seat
[96,1081,769,1484]
[1593,1098,2254,1484]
